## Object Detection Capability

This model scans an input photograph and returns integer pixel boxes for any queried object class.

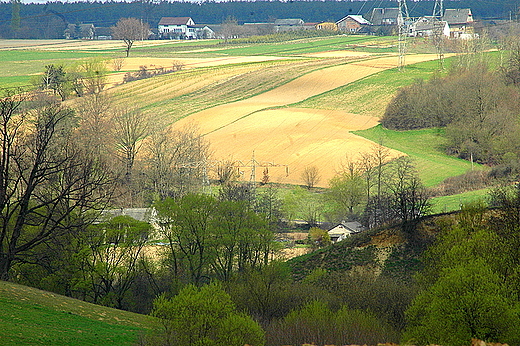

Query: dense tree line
[324,148,430,233]
[0,0,515,39]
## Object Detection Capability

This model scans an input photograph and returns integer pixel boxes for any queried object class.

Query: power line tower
[232,152,289,186]
[432,0,443,20]
[432,0,445,69]
[397,0,409,71]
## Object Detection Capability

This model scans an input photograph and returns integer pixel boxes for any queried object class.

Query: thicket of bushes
[382,52,520,166]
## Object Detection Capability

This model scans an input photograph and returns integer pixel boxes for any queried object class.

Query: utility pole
[397,0,409,71]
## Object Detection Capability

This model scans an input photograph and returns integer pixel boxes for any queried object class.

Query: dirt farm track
[173,54,441,187]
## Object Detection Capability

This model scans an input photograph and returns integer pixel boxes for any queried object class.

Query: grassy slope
[292,54,483,188]
[207,36,393,56]
[288,225,424,282]
[0,281,156,346]
[430,188,491,214]
[3,37,495,204]
[354,125,484,187]
[111,57,350,123]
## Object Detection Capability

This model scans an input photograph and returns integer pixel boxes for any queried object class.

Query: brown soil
[174,54,440,187]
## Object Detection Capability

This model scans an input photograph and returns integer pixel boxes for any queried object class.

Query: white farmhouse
[409,16,450,37]
[158,17,196,39]
[328,221,364,243]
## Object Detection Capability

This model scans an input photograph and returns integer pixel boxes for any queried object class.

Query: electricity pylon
[432,0,445,69]
[397,0,409,71]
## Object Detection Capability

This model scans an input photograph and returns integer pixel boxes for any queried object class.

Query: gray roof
[274,18,304,26]
[102,208,153,223]
[443,9,473,24]
[369,8,400,25]
[159,17,193,26]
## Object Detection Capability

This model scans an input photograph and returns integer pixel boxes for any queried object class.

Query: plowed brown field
[174,54,440,187]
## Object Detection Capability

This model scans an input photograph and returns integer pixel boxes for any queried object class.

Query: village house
[328,221,364,243]
[315,22,337,31]
[336,15,371,33]
[369,8,400,26]
[158,17,196,39]
[274,18,304,32]
[409,16,450,37]
[64,23,95,39]
[193,25,216,39]
[443,8,475,38]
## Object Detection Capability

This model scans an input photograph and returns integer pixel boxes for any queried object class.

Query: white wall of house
[158,18,196,39]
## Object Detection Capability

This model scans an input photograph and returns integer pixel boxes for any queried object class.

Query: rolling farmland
[1,36,471,188]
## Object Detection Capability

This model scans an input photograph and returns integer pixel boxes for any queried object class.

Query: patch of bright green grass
[0,50,105,89]
[430,188,490,214]
[354,125,485,187]
[0,75,32,88]
[0,281,156,346]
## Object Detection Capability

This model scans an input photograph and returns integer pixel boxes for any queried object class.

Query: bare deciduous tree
[112,57,125,72]
[111,18,150,57]
[76,93,114,157]
[144,123,211,199]
[0,92,113,279]
[112,106,151,180]
[220,17,242,41]
[301,165,321,189]
[172,60,185,71]
[216,159,238,185]
[78,58,108,95]
[385,157,430,232]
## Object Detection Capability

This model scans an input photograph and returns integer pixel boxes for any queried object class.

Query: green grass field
[0,50,105,88]
[208,35,393,56]
[1,34,395,89]
[0,281,156,346]
[354,125,485,187]
[430,188,491,214]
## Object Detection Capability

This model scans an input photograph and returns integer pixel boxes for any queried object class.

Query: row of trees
[2,77,422,345]
[35,58,108,100]
[0,79,211,280]
[154,193,276,286]
[321,147,430,233]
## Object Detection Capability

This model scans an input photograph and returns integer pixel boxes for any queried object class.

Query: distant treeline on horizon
[0,0,515,29]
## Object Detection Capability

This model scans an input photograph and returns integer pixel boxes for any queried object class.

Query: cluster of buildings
[65,8,476,41]
[155,8,474,40]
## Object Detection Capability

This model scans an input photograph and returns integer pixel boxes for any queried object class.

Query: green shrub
[267,300,399,346]
[150,282,265,346]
